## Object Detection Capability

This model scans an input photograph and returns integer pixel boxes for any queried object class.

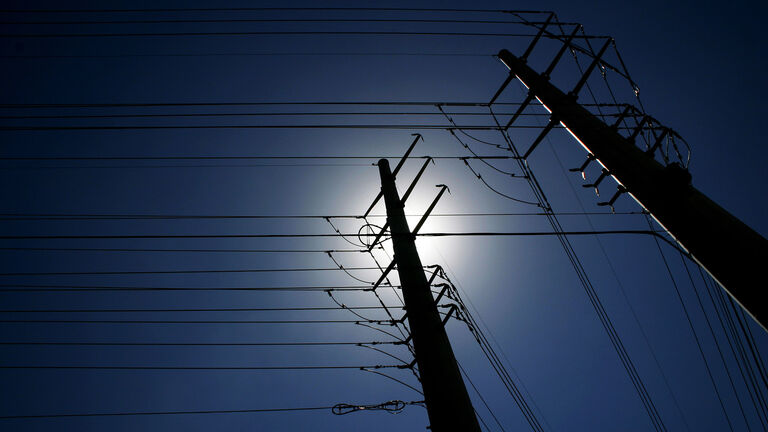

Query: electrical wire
[646,216,735,432]
[0,266,383,277]
[0,305,400,313]
[0,284,382,293]
[0,211,644,220]
[0,364,404,370]
[0,341,399,346]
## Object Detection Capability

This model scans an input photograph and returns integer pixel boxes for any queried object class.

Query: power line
[0,319,397,324]
[0,31,603,39]
[0,267,384,276]
[0,285,384,292]
[0,211,643,220]
[0,364,404,370]
[0,400,425,420]
[0,52,493,59]
[0,306,402,313]
[0,113,530,120]
[0,7,537,13]
[0,230,665,240]
[0,155,514,161]
[0,124,548,131]
[0,405,334,419]
[0,341,399,346]
[0,101,518,108]
[0,247,365,253]
[0,18,554,26]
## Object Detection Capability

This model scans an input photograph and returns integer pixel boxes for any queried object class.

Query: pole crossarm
[497,48,768,330]
[377,158,481,431]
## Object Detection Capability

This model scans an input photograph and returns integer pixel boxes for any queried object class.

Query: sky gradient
[1,1,766,431]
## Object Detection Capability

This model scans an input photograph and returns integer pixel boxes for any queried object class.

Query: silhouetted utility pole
[377,159,481,432]
[497,48,768,330]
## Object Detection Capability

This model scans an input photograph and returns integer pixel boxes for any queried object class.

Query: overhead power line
[0,305,402,313]
[0,341,399,346]
[0,266,384,277]
[0,364,404,370]
[0,7,537,13]
[0,230,663,240]
[0,211,644,221]
[0,400,424,420]
[0,285,385,292]
[0,31,605,39]
[0,18,549,26]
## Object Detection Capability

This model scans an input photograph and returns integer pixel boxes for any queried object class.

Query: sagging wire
[462,158,542,207]
[325,217,367,247]
[357,222,390,250]
[353,321,407,343]
[455,127,508,149]
[358,341,423,394]
[361,227,405,307]
[331,399,424,415]
[357,343,411,368]
[437,104,526,179]
[360,217,414,355]
[437,104,508,149]
[448,129,524,178]
[325,290,378,323]
[359,368,424,396]
[327,251,376,284]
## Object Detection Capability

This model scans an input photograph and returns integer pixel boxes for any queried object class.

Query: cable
[0,266,383,276]
[0,31,597,39]
[0,101,519,108]
[0,365,404,370]
[0,211,645,220]
[461,159,541,206]
[545,135,692,431]
[457,360,507,432]
[0,52,493,59]
[0,18,550,26]
[489,103,667,431]
[700,266,768,428]
[0,124,543,131]
[0,305,400,313]
[678,254,753,431]
[0,284,381,292]
[0,341,398,346]
[646,216,735,432]
[0,247,364,253]
[0,229,673,241]
[0,112,530,120]
[0,406,334,419]
[0,7,538,13]
[0,319,396,324]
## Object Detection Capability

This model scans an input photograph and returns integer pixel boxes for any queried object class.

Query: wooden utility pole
[377,159,481,431]
[497,48,768,330]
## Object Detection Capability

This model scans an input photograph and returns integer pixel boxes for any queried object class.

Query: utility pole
[497,48,768,330]
[377,158,481,432]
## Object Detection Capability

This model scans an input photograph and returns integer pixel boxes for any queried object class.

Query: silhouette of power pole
[377,158,481,432]
[496,48,768,330]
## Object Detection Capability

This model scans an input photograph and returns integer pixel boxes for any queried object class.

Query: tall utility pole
[497,48,768,330]
[377,159,481,432]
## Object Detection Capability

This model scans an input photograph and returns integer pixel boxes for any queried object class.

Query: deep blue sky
[1,1,766,431]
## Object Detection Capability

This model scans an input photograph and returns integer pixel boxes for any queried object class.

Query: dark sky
[1,1,766,431]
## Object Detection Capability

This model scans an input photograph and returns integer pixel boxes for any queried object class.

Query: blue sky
[1,1,766,431]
